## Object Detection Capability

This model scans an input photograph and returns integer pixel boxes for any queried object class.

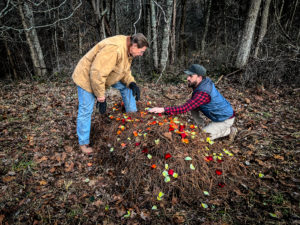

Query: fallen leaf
[168,169,174,176]
[172,197,178,205]
[39,180,47,185]
[173,212,186,224]
[65,162,74,172]
[165,153,172,160]
[64,145,73,153]
[140,211,150,220]
[164,176,171,183]
[274,155,284,160]
[190,164,195,170]
[254,95,264,101]
[2,176,16,182]
[215,169,222,175]
[151,164,156,169]
[181,138,189,144]
[0,215,5,224]
[201,203,208,208]
[163,132,173,140]
[93,199,105,207]
[37,156,48,163]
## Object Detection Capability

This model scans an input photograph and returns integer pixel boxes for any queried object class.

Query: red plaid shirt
[164,91,211,115]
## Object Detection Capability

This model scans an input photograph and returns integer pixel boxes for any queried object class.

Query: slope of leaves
[0,78,299,224]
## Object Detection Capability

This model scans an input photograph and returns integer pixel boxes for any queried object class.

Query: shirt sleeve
[90,45,119,98]
[164,91,211,115]
[120,68,135,86]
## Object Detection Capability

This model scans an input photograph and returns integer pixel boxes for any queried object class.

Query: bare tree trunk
[90,0,107,40]
[150,0,158,70]
[113,0,119,34]
[4,40,18,80]
[235,0,262,68]
[146,2,151,50]
[178,0,187,59]
[18,0,47,77]
[159,0,173,72]
[254,0,272,58]
[54,24,60,70]
[287,0,298,33]
[201,0,212,55]
[170,0,176,64]
[79,26,84,55]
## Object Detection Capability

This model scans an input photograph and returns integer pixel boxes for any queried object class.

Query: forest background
[0,0,299,85]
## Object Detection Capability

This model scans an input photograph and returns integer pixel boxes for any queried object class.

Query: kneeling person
[148,64,237,141]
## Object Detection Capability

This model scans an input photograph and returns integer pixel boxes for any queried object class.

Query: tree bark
[159,0,173,72]
[254,0,272,58]
[150,0,158,70]
[201,0,212,55]
[4,40,18,80]
[79,26,84,55]
[18,0,47,77]
[90,0,107,40]
[178,0,187,58]
[235,0,262,68]
[170,0,177,64]
[113,0,119,34]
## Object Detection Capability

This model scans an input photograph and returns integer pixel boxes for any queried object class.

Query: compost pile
[91,100,248,216]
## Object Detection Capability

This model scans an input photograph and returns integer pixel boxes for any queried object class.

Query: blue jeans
[77,82,137,145]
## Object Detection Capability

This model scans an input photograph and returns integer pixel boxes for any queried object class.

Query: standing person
[148,64,237,141]
[72,33,149,153]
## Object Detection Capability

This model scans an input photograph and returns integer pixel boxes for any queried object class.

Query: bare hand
[97,96,106,102]
[148,107,165,113]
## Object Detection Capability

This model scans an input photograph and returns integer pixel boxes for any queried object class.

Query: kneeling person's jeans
[76,82,137,145]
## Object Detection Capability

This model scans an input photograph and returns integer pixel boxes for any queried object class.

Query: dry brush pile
[90,100,250,218]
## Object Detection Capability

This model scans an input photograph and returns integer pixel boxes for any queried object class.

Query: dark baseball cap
[184,64,206,76]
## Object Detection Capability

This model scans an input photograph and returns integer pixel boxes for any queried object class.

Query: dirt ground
[0,77,299,225]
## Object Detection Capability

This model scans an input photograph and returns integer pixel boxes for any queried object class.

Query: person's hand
[129,82,140,101]
[148,107,165,113]
[97,96,106,102]
[96,100,107,114]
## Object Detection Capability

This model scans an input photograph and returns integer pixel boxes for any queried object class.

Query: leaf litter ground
[0,78,299,224]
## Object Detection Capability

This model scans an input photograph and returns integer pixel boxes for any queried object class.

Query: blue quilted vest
[193,77,233,122]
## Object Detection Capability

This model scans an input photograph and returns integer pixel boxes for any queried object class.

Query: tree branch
[0,0,82,32]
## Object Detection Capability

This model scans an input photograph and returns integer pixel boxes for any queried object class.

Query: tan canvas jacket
[72,35,135,98]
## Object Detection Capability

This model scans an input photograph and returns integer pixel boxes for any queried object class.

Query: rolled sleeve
[164,91,211,115]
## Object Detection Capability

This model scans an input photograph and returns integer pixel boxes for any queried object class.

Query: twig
[225,69,242,77]
[215,75,224,85]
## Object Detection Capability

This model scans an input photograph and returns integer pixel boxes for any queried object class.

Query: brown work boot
[80,145,93,154]
[229,127,238,141]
